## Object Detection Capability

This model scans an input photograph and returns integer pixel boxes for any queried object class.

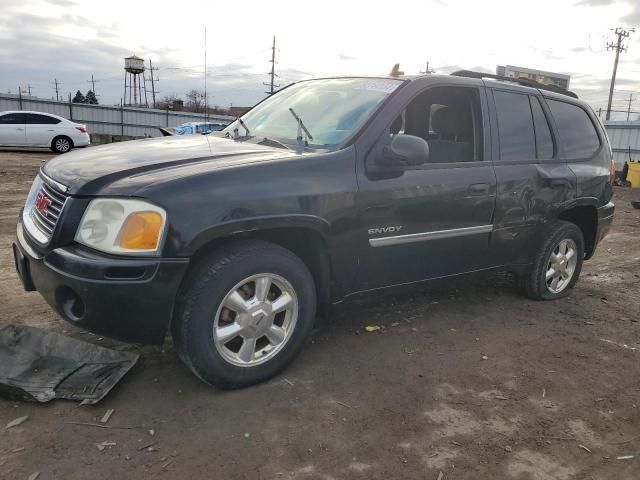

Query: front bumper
[14,221,189,344]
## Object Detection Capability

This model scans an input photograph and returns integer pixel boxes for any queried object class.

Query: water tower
[123,55,149,107]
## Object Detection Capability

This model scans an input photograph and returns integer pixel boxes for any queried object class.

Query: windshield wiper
[232,117,251,140]
[258,137,291,150]
[289,108,313,153]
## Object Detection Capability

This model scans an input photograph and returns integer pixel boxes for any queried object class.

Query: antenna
[204,26,208,120]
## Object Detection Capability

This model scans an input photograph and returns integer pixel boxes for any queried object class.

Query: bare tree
[185,89,205,113]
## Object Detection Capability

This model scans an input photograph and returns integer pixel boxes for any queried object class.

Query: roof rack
[451,70,578,99]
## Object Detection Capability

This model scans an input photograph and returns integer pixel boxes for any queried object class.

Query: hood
[43,135,293,195]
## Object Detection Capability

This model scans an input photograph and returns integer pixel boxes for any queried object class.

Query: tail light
[75,125,87,133]
[610,158,615,186]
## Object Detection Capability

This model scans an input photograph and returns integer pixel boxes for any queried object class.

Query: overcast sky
[0,0,639,117]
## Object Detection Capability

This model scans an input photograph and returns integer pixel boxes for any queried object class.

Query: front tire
[51,136,73,153]
[520,221,585,300]
[174,240,316,389]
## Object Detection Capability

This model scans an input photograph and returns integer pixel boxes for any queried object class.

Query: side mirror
[379,134,429,167]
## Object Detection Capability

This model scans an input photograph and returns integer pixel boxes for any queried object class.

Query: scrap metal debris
[100,409,115,424]
[578,444,592,454]
[0,325,139,404]
[6,415,29,429]
[96,441,117,452]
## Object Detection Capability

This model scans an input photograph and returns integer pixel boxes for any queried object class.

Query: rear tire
[520,221,584,300]
[51,136,73,153]
[173,240,316,389]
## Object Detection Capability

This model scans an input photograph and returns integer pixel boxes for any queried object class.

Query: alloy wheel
[55,138,71,152]
[545,238,578,294]
[213,273,298,367]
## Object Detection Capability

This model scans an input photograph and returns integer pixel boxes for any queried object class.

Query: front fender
[183,214,332,256]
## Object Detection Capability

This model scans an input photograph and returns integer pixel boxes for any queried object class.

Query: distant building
[605,120,640,170]
[229,106,252,118]
[496,65,571,89]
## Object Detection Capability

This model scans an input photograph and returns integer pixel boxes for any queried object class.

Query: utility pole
[420,61,435,74]
[264,36,280,95]
[53,78,61,101]
[27,84,32,96]
[627,93,633,121]
[87,74,99,95]
[146,59,159,109]
[606,27,634,120]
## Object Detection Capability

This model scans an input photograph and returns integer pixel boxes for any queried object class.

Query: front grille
[24,175,69,243]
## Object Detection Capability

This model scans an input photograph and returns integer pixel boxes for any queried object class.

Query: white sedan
[0,111,90,153]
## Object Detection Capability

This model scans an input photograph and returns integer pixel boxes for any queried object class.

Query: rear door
[355,82,497,291]
[24,113,62,147]
[488,86,577,265]
[0,112,26,146]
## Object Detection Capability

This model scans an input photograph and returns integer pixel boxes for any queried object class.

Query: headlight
[75,199,167,255]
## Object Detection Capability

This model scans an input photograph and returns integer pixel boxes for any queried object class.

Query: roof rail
[451,70,578,99]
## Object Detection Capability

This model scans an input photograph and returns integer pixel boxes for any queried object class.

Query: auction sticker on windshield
[354,79,403,93]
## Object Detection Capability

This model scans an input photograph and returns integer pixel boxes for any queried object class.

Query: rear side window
[24,113,61,125]
[530,97,554,159]
[493,91,536,161]
[0,113,25,124]
[546,100,600,159]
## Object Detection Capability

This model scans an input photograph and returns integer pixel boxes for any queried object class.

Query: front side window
[494,90,536,162]
[388,86,483,163]
[546,99,600,159]
[0,113,25,124]
[223,78,403,148]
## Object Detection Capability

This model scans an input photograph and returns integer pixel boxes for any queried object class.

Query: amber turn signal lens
[118,212,163,250]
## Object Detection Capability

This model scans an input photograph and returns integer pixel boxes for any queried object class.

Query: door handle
[16,128,24,131]
[468,183,490,196]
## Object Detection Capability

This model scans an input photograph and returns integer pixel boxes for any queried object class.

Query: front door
[0,112,26,146]
[355,84,496,291]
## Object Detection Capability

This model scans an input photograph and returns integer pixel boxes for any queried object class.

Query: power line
[606,27,635,120]
[263,36,280,96]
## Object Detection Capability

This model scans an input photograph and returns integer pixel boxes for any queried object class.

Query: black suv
[14,72,615,388]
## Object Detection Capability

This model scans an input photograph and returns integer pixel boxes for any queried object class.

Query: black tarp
[0,325,139,404]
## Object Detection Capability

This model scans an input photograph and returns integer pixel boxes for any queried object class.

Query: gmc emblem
[35,192,52,217]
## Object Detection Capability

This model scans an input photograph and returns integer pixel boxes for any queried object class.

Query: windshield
[222,78,403,148]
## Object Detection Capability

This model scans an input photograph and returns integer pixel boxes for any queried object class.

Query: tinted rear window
[530,96,554,159]
[24,113,61,125]
[494,91,536,161]
[546,99,600,159]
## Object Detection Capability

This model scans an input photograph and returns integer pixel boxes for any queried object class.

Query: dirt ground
[0,149,639,480]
